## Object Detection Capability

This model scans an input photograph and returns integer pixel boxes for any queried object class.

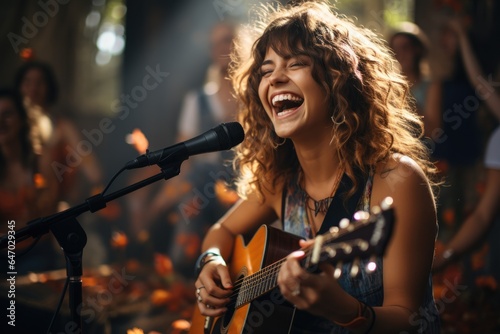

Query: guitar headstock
[303,197,395,277]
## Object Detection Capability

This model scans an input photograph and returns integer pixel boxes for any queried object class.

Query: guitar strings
[226,257,287,303]
[224,228,348,303]
[224,218,370,305]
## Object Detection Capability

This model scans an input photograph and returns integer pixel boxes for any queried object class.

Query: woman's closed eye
[289,56,311,68]
[290,61,306,67]
[260,67,274,77]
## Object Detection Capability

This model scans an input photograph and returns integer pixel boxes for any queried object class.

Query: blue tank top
[282,170,440,333]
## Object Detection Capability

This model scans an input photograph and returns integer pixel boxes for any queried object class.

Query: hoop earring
[331,114,346,126]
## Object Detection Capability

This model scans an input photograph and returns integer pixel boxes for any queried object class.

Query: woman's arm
[434,168,500,271]
[369,155,438,332]
[449,19,500,121]
[195,191,280,317]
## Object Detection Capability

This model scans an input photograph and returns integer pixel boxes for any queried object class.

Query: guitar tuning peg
[342,243,353,254]
[358,240,369,252]
[334,261,343,279]
[329,226,339,235]
[353,210,370,222]
[380,197,393,210]
[339,218,350,229]
[325,246,336,258]
[350,258,360,277]
[365,255,378,273]
[371,205,381,215]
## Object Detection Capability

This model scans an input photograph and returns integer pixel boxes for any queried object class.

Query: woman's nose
[268,67,288,86]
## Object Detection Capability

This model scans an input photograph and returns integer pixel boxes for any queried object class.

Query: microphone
[125,122,245,169]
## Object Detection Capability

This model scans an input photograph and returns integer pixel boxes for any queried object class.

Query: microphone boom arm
[0,160,182,248]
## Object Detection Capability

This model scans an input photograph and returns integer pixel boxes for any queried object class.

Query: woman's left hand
[277,239,345,318]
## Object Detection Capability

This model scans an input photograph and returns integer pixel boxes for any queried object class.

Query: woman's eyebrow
[261,59,274,66]
[260,52,309,67]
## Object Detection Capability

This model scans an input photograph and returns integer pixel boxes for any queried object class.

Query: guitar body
[189,225,302,334]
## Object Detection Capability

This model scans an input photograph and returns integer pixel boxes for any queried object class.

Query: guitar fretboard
[235,258,287,308]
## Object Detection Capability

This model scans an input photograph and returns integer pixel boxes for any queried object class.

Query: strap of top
[317,167,367,235]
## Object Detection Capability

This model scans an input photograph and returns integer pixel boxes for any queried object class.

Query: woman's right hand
[195,255,233,316]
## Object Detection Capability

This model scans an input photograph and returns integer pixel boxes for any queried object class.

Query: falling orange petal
[442,209,456,227]
[126,259,141,273]
[475,275,498,290]
[215,180,239,206]
[111,231,128,248]
[471,244,489,271]
[167,211,181,224]
[475,181,485,196]
[98,201,122,220]
[170,319,191,333]
[434,160,449,174]
[154,253,174,276]
[176,233,201,259]
[33,173,46,188]
[126,128,149,154]
[20,48,35,61]
[150,288,172,306]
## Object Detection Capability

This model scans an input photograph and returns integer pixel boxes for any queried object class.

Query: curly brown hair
[230,1,437,200]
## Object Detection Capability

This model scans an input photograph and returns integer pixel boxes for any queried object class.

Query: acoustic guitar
[189,197,395,334]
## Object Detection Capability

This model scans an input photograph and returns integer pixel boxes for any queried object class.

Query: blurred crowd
[389,16,500,333]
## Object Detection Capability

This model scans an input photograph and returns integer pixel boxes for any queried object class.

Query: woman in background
[0,88,60,273]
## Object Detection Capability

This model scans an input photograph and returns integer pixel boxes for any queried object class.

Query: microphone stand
[0,160,184,333]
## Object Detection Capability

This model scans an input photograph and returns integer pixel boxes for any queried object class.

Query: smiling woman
[191,2,441,333]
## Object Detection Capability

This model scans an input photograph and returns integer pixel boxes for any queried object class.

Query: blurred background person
[177,21,238,143]
[433,124,500,281]
[389,22,433,117]
[432,17,500,285]
[422,17,485,254]
[15,61,104,210]
[14,60,110,268]
[124,22,239,279]
[0,88,61,274]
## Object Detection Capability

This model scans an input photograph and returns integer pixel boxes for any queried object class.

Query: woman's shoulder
[377,152,425,173]
[372,153,430,194]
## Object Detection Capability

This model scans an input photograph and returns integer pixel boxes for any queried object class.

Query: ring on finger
[291,283,300,296]
[196,285,205,303]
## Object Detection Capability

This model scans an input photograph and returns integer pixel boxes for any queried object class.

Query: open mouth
[271,93,304,117]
